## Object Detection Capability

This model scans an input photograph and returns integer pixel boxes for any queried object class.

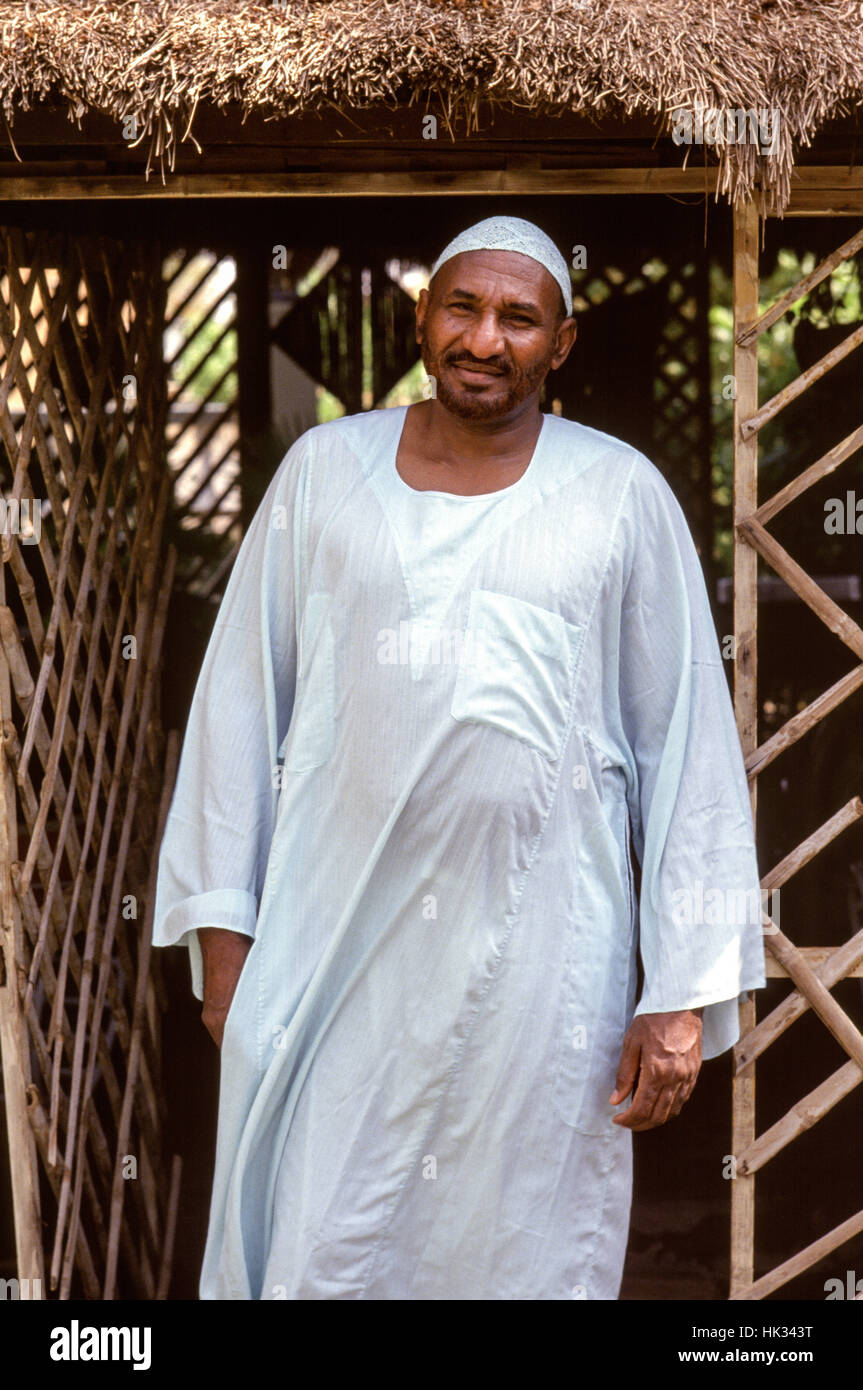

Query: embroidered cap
[429,215,573,317]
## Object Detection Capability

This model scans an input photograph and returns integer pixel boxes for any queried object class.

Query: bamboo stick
[730,197,760,1300]
[753,424,863,527]
[26,1088,99,1299]
[736,225,863,347]
[741,322,863,440]
[13,239,176,1289]
[0,262,126,807]
[737,928,863,1069]
[737,517,863,661]
[50,525,157,1285]
[764,947,863,978]
[736,1059,861,1176]
[58,481,172,1296]
[17,263,128,785]
[745,663,863,779]
[23,933,149,1297]
[761,798,863,890]
[43,313,161,1136]
[103,558,177,1299]
[730,1206,863,1301]
[0,572,44,1293]
[3,268,74,550]
[156,1154,183,1300]
[764,929,863,1070]
[27,414,142,937]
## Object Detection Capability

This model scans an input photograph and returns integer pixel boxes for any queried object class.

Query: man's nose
[459,310,505,359]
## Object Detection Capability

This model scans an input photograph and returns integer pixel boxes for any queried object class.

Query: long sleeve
[616,456,766,1059]
[152,433,309,999]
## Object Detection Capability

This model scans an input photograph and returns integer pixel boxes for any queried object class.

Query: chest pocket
[281,591,335,772]
[450,588,584,762]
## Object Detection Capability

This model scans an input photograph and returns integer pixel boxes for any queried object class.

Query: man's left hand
[610,1009,703,1130]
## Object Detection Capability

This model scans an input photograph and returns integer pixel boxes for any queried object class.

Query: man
[153,215,765,1300]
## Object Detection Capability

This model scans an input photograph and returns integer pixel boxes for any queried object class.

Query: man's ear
[551,315,577,370]
[415,288,429,345]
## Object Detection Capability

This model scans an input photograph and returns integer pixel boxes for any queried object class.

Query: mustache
[445,354,510,373]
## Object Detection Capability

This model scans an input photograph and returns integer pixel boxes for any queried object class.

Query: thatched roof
[1,0,861,213]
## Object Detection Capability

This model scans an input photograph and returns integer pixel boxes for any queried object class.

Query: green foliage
[709,249,862,574]
[175,323,237,404]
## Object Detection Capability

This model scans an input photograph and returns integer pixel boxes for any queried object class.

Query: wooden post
[236,246,273,531]
[0,564,44,1298]
[730,198,761,1298]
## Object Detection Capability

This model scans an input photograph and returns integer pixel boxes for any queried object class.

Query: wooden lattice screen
[731,206,863,1299]
[164,249,241,599]
[567,251,713,564]
[0,227,180,1298]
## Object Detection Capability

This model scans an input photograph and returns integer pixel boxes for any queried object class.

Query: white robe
[153,404,766,1300]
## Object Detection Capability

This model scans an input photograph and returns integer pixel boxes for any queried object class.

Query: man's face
[416,249,576,423]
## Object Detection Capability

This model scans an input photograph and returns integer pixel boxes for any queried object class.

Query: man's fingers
[651,1080,683,1127]
[612,1062,661,1129]
[610,1035,641,1105]
[609,1011,704,1128]
[613,1059,695,1130]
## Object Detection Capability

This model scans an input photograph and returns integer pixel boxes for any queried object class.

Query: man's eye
[507,316,533,325]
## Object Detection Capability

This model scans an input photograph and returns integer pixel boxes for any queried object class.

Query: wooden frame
[0,228,181,1297]
[1,167,861,206]
[730,203,863,1299]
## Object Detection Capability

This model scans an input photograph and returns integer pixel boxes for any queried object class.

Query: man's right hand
[199,927,253,1049]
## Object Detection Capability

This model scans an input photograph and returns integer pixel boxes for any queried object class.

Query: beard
[419,334,554,422]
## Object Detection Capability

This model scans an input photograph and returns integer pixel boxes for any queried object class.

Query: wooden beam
[736,1059,862,1177]
[763,928,863,1072]
[235,247,272,530]
[730,1206,863,1300]
[761,798,863,891]
[737,226,863,346]
[785,206,863,217]
[765,948,863,979]
[753,424,863,527]
[737,518,863,663]
[783,169,863,216]
[740,931,863,1067]
[730,197,761,1303]
[0,167,721,200]
[744,661,863,779]
[0,162,856,210]
[740,322,863,440]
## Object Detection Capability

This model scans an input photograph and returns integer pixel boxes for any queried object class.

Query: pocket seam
[282,592,335,773]
[450,588,584,762]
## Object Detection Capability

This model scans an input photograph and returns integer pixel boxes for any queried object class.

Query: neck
[420,395,543,463]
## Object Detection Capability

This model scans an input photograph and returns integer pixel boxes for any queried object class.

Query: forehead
[431,248,560,307]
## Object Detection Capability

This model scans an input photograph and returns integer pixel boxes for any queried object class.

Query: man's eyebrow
[445,288,543,315]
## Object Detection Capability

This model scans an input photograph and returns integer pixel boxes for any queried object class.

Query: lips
[450,362,506,383]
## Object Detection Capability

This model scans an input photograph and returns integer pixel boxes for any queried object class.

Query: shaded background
[2,191,862,1298]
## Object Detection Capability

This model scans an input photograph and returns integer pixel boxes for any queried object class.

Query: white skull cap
[429,215,573,317]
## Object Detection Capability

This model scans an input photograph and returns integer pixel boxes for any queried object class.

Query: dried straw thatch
[0,1,861,212]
